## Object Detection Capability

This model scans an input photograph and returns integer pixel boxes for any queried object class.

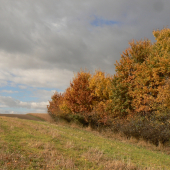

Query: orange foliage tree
[110,39,152,117]
[47,91,65,117]
[48,27,170,124]
[63,70,95,119]
[129,28,170,116]
[156,79,170,113]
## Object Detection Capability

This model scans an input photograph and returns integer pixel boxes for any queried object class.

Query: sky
[0,0,169,114]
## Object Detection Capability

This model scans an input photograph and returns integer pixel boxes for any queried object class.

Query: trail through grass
[0,116,170,169]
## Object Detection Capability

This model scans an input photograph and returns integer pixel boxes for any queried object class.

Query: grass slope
[27,113,55,123]
[0,116,170,170]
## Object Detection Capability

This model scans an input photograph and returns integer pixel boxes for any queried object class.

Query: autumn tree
[110,39,152,117]
[129,28,170,116]
[64,69,95,118]
[47,91,65,117]
[48,27,170,125]
[89,70,113,101]
[156,79,170,113]
[88,70,114,124]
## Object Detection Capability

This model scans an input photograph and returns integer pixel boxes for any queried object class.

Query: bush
[118,114,170,146]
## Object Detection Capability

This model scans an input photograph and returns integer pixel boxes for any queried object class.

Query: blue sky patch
[0,83,57,102]
[91,16,119,27]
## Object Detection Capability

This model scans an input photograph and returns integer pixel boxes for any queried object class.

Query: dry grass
[1,116,170,169]
[82,147,137,170]
[0,141,75,169]
[99,128,170,155]
[0,116,76,169]
[28,113,170,155]
[53,118,170,156]
[27,113,55,123]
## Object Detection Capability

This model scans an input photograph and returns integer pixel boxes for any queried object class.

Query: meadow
[0,113,170,169]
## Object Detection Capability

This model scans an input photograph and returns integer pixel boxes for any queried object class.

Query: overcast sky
[0,0,169,114]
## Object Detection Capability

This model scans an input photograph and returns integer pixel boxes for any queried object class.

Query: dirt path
[0,114,44,121]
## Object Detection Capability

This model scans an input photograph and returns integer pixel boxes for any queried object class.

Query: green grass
[0,116,170,169]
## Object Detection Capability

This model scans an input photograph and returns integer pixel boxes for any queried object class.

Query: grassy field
[27,113,55,123]
[0,115,170,169]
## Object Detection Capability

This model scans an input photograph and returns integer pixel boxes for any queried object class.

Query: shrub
[119,114,170,146]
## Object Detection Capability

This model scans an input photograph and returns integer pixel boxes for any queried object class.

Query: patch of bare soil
[0,114,44,121]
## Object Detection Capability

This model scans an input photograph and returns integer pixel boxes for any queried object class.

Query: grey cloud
[30,89,56,102]
[0,67,74,89]
[0,0,170,86]
[0,0,170,115]
[0,90,18,93]
[0,95,48,110]
[0,96,19,108]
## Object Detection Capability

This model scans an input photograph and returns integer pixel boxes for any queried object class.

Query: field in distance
[27,113,55,123]
[0,114,170,169]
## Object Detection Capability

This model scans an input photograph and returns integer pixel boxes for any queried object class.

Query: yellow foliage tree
[88,70,113,123]
[128,28,170,116]
[89,70,113,101]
